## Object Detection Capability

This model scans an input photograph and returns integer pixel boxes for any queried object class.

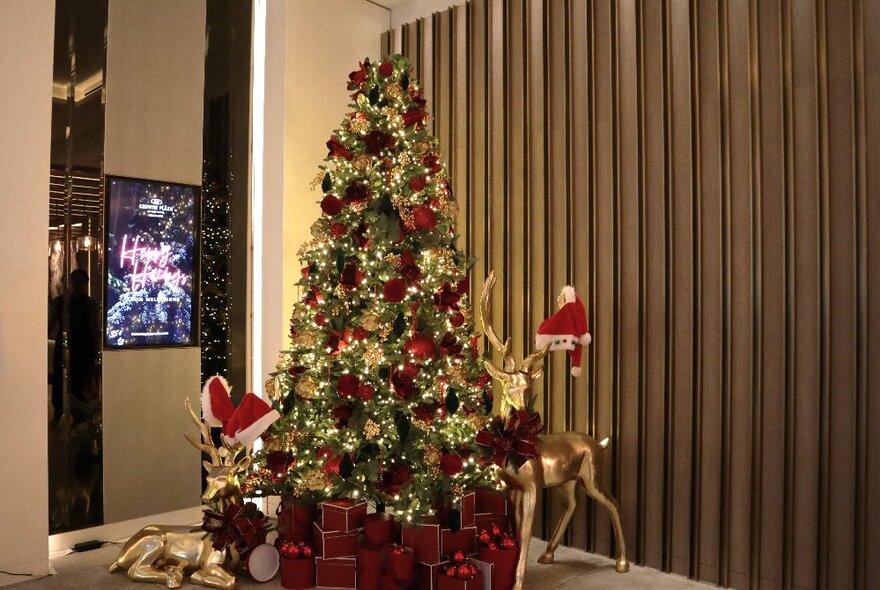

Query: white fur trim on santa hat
[535,333,577,351]
[201,376,230,427]
[560,285,577,304]
[229,408,281,447]
[580,333,592,346]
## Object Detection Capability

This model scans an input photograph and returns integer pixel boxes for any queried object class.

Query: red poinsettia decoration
[391,362,420,400]
[439,452,463,476]
[348,59,370,90]
[475,409,544,470]
[266,451,296,484]
[363,130,396,156]
[327,136,353,160]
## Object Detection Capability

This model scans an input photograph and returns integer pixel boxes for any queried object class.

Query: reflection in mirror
[47,0,107,534]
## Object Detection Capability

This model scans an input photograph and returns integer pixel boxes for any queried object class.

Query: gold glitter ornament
[423,444,441,465]
[379,323,393,340]
[303,468,326,491]
[383,253,402,269]
[363,343,384,367]
[334,284,347,298]
[349,116,370,135]
[349,200,369,213]
[265,377,278,400]
[413,140,432,157]
[352,154,372,174]
[291,305,307,322]
[385,82,404,101]
[262,435,282,452]
[447,364,466,383]
[412,418,431,431]
[398,153,412,166]
[360,313,381,331]
[452,484,465,497]
[285,429,308,447]
[293,331,318,348]
[364,419,381,440]
[460,307,473,323]
[295,377,319,399]
[356,93,370,109]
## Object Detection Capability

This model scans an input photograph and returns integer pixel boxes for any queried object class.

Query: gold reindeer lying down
[109,399,250,589]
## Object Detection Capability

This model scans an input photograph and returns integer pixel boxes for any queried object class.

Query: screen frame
[102,174,201,350]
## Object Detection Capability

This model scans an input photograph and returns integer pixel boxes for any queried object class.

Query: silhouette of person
[50,269,99,424]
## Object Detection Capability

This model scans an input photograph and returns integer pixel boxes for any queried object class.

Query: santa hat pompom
[201,375,235,427]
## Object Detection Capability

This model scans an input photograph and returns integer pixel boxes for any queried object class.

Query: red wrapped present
[438,570,483,590]
[321,498,367,533]
[276,500,316,542]
[473,514,512,536]
[387,544,415,581]
[363,511,397,547]
[357,543,383,590]
[315,556,357,588]
[279,555,315,589]
[313,521,358,558]
[437,552,483,590]
[442,526,476,557]
[415,560,446,590]
[436,492,476,529]
[277,539,316,590]
[403,518,442,564]
[470,558,494,590]
[476,546,517,590]
[475,490,510,516]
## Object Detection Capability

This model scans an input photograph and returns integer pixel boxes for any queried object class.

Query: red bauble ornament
[445,566,457,578]
[314,313,327,326]
[409,176,427,192]
[451,312,465,327]
[452,550,466,564]
[412,205,437,231]
[378,61,394,76]
[321,194,343,215]
[383,277,407,302]
[356,384,375,401]
[331,222,347,236]
[500,535,516,550]
[456,564,471,579]
[405,333,436,359]
[301,545,313,558]
[337,373,360,398]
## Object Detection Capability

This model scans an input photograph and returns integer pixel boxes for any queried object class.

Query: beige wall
[0,0,54,584]
[102,0,205,523]
[280,0,390,347]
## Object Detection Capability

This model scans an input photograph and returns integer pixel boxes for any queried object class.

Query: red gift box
[476,546,517,590]
[442,526,476,557]
[356,543,383,590]
[321,499,367,533]
[363,512,397,547]
[436,492,476,529]
[313,521,358,558]
[438,570,484,590]
[415,560,446,590]
[475,490,510,516]
[277,501,316,542]
[470,558,494,590]
[403,518,442,564]
[315,556,357,588]
[279,556,315,590]
[474,514,512,536]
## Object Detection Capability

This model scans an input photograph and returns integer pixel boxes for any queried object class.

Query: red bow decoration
[475,409,544,470]
[202,502,269,557]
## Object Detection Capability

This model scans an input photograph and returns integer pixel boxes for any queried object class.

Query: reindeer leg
[581,479,629,573]
[190,564,236,590]
[538,480,577,564]
[512,485,537,590]
[509,489,522,533]
[123,536,178,586]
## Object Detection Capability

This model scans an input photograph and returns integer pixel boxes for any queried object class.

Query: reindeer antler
[480,271,515,372]
[184,397,222,466]
[520,343,551,380]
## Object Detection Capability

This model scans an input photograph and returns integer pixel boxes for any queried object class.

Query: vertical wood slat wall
[387,1,879,589]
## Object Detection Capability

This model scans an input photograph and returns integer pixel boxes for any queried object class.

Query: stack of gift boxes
[275,490,518,590]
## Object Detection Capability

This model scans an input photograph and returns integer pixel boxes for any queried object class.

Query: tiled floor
[11,538,716,589]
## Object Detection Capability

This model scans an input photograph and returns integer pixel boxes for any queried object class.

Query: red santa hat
[535,286,591,377]
[200,375,280,446]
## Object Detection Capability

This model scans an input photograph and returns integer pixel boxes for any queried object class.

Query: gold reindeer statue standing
[109,398,251,589]
[480,272,629,590]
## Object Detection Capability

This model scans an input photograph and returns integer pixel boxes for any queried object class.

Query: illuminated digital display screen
[104,176,198,348]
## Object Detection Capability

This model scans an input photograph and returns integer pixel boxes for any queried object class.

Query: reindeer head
[185,398,252,509]
[480,272,551,415]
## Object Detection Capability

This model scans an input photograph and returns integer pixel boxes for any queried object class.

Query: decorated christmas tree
[249,55,497,523]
